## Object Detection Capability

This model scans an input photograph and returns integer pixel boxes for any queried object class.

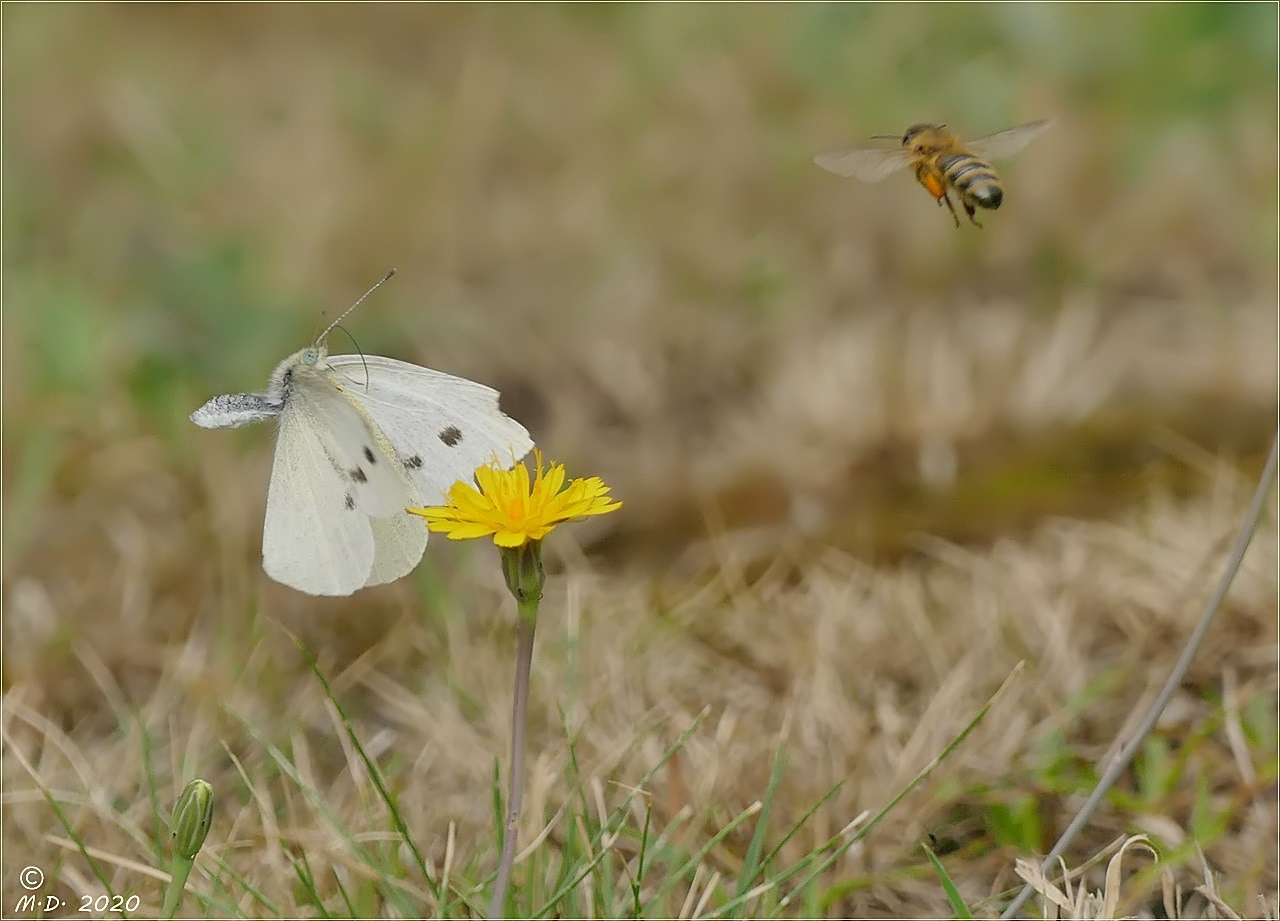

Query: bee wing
[965,120,1052,160]
[813,146,914,182]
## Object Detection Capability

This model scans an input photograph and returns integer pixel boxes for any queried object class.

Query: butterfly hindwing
[366,510,430,588]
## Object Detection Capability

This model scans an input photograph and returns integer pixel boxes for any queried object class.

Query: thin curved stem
[1002,430,1279,918]
[488,579,540,919]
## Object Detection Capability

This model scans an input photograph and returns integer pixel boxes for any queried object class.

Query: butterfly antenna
[316,268,397,344]
[331,324,372,388]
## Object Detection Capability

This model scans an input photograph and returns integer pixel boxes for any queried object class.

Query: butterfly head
[265,344,328,405]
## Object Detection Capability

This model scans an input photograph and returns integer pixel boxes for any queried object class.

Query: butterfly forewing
[263,401,377,595]
[295,363,420,518]
[326,355,534,504]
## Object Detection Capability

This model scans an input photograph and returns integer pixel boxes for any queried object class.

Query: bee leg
[963,201,983,229]
[939,191,961,229]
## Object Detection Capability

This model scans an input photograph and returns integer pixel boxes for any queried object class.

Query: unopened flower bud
[170,779,214,860]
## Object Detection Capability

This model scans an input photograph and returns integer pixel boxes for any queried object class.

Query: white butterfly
[190,273,533,596]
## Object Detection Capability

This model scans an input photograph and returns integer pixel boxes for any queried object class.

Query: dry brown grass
[5,479,1276,916]
[3,5,1277,918]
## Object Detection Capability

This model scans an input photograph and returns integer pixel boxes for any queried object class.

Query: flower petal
[408,448,620,547]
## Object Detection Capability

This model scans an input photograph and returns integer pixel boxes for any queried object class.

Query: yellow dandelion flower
[408,449,621,548]
[408,451,620,913]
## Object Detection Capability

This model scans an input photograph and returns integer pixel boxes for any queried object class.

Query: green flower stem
[160,856,195,920]
[488,541,544,920]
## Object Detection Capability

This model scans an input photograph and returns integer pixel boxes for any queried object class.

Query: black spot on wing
[344,494,356,510]
[439,425,463,447]
[363,446,377,464]
[350,467,368,483]
[404,454,424,470]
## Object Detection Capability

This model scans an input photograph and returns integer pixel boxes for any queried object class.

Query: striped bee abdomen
[939,153,1004,210]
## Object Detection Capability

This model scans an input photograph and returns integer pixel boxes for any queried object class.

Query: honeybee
[814,120,1051,228]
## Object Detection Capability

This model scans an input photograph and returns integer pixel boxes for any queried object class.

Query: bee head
[902,123,948,149]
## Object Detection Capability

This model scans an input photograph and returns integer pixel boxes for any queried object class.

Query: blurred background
[3,4,1276,916]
